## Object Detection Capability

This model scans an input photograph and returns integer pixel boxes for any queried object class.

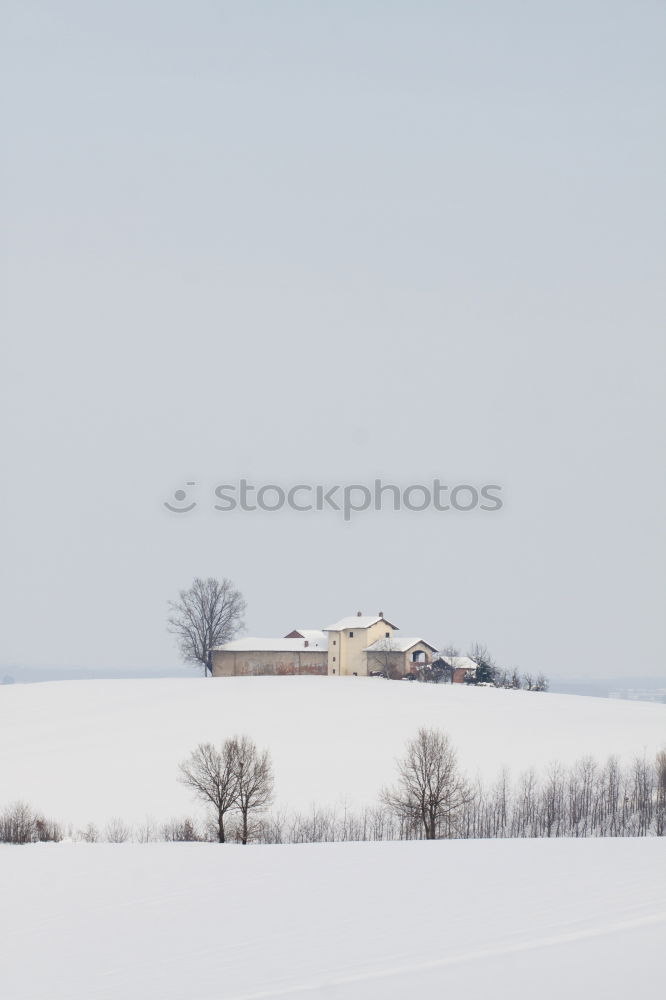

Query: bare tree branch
[232,736,274,844]
[382,728,473,839]
[167,577,246,676]
[178,741,239,842]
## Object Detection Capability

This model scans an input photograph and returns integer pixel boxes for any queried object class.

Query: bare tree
[79,822,99,843]
[168,577,246,676]
[33,814,63,842]
[655,750,666,837]
[494,667,510,688]
[135,818,159,843]
[0,801,36,844]
[161,817,201,842]
[534,673,549,692]
[179,741,239,843]
[232,736,274,844]
[382,728,472,839]
[104,818,131,843]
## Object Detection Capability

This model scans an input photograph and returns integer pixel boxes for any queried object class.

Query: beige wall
[403,641,435,666]
[327,631,343,674]
[327,619,397,676]
[212,649,328,677]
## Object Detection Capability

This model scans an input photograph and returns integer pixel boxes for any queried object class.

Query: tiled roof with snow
[214,637,328,653]
[365,637,437,653]
[324,615,398,631]
[435,655,478,672]
[288,629,327,642]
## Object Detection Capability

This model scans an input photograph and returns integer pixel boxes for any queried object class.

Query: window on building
[333,640,336,645]
[349,631,354,638]
[332,656,336,662]
[385,632,390,638]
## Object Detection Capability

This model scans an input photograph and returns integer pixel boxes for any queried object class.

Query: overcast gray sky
[1,0,664,680]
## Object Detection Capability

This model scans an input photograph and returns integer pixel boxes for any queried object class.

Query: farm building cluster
[212,612,476,682]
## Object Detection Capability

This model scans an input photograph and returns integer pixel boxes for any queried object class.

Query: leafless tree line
[3,739,664,845]
[0,801,63,844]
[0,808,257,845]
[254,746,666,842]
[458,749,666,839]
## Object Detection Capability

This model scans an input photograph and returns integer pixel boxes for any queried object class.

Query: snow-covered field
[1,838,663,1000]
[1,679,664,999]
[1,677,664,827]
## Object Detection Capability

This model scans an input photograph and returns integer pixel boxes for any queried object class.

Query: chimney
[379,610,384,617]
[357,610,362,616]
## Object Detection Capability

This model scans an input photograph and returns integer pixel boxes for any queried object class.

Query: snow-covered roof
[324,615,399,632]
[214,637,328,653]
[435,655,477,672]
[286,629,327,643]
[365,637,437,653]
